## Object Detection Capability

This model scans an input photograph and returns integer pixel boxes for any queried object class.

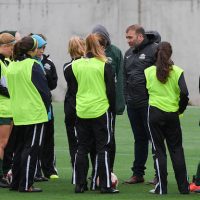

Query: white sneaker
[149,189,155,194]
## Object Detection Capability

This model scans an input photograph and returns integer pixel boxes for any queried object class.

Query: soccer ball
[6,169,13,184]
[96,172,119,189]
[111,172,119,189]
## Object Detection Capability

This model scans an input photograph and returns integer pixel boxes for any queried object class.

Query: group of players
[0,24,199,194]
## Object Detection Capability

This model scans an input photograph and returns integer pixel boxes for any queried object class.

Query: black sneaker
[75,184,85,193]
[19,186,42,192]
[84,184,88,191]
[34,176,48,182]
[100,187,119,194]
[0,178,9,188]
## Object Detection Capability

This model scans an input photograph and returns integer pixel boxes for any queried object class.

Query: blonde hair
[0,33,15,46]
[68,36,85,59]
[85,34,107,62]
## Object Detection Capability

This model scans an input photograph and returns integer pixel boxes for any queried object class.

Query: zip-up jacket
[41,54,58,91]
[63,59,79,115]
[123,32,161,108]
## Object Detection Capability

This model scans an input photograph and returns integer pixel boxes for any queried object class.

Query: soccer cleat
[34,176,49,182]
[75,184,85,193]
[149,189,156,194]
[0,178,10,188]
[19,186,42,192]
[100,187,119,194]
[50,174,59,179]
[190,182,200,192]
[149,188,167,195]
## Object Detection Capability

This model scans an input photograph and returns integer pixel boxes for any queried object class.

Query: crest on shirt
[139,54,146,59]
[44,63,51,70]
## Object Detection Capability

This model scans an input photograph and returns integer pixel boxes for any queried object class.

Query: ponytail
[85,34,107,62]
[155,41,174,83]
[13,36,37,60]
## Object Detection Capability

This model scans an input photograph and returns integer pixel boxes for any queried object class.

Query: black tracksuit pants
[64,105,78,168]
[10,123,45,191]
[90,114,116,173]
[148,106,189,194]
[36,119,58,178]
[127,105,149,177]
[3,126,17,175]
[73,111,112,189]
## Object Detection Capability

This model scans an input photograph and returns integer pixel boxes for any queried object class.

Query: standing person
[72,34,119,194]
[31,34,58,181]
[124,24,160,184]
[7,36,51,192]
[63,36,85,168]
[145,41,189,194]
[91,25,125,173]
[0,33,15,188]
[1,30,21,184]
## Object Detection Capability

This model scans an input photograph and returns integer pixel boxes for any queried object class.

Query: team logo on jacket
[107,57,113,64]
[126,55,131,59]
[139,54,146,59]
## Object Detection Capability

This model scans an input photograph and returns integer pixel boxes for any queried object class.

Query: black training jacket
[41,54,58,91]
[123,32,160,108]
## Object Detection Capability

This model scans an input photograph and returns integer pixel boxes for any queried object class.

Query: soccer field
[1,103,200,200]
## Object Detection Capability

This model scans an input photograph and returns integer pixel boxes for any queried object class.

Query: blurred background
[0,0,199,105]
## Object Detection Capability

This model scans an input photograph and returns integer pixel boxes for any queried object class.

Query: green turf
[1,103,200,199]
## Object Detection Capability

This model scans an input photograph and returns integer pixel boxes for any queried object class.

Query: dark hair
[155,41,174,83]
[13,36,37,60]
[126,24,145,37]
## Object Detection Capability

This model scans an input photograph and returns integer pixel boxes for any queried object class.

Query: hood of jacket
[92,25,111,46]
[145,30,161,44]
[133,30,161,53]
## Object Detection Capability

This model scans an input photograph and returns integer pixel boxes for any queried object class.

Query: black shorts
[0,117,12,125]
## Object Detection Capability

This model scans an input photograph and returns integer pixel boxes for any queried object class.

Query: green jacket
[106,44,125,115]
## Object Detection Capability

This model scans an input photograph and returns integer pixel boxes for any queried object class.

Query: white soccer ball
[6,169,13,184]
[96,172,119,188]
[111,172,119,189]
